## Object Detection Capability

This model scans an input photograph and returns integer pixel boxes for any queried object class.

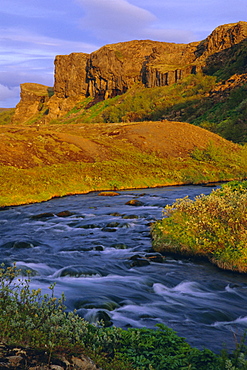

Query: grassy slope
[0,108,15,125]
[151,181,247,273]
[51,40,247,144]
[0,120,247,207]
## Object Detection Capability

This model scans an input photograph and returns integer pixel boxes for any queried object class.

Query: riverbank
[1,120,247,207]
[2,185,247,368]
[151,181,247,273]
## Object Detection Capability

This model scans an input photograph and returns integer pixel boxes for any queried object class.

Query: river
[1,185,247,353]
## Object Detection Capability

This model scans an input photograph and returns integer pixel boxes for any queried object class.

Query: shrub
[1,263,247,368]
[151,181,247,272]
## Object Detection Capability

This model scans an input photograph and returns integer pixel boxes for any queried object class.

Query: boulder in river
[125,199,144,206]
[122,214,139,219]
[30,212,54,219]
[98,191,120,196]
[12,241,35,249]
[110,243,128,249]
[106,221,120,228]
[56,210,74,217]
[131,258,150,267]
[144,253,165,263]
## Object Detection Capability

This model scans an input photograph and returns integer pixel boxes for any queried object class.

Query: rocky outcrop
[50,40,199,117]
[196,21,247,58]
[11,83,53,124]
[0,342,100,369]
[12,21,247,124]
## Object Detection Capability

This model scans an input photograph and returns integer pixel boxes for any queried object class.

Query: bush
[1,263,247,368]
[151,181,247,272]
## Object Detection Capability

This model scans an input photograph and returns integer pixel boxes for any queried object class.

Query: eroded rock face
[11,83,53,124]
[196,21,247,58]
[12,21,247,124]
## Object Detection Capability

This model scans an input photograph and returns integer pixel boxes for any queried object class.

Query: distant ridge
[11,21,247,125]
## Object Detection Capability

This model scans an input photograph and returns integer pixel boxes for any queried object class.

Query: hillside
[6,21,247,144]
[1,22,247,206]
[0,120,247,207]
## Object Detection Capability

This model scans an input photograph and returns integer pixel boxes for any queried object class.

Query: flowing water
[1,185,247,352]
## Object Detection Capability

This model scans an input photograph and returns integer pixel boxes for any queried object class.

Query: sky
[0,0,246,108]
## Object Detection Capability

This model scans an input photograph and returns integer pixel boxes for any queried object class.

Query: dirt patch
[0,120,238,169]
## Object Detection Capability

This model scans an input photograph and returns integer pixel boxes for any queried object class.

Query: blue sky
[0,0,246,107]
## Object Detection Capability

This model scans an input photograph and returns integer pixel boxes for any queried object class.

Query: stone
[93,245,104,251]
[109,212,122,216]
[12,241,34,249]
[98,191,120,196]
[125,199,144,206]
[122,214,138,219]
[6,355,23,366]
[101,227,117,232]
[129,254,143,260]
[131,258,150,267]
[71,354,100,369]
[110,243,128,249]
[56,210,74,217]
[144,253,165,263]
[95,310,112,327]
[31,212,54,219]
[106,221,120,227]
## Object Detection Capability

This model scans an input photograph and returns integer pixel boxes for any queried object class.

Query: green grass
[151,181,247,273]
[1,264,247,369]
[0,108,15,125]
[1,139,247,207]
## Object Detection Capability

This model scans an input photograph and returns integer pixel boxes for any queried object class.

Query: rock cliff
[12,21,247,124]
[12,83,53,124]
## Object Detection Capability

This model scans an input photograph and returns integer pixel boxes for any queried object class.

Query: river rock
[131,258,150,267]
[109,212,122,217]
[125,199,144,206]
[120,222,131,228]
[93,245,104,251]
[79,224,99,229]
[144,253,165,263]
[98,191,120,196]
[101,227,117,232]
[129,254,143,260]
[12,241,34,249]
[0,343,100,370]
[106,221,120,228]
[110,243,128,249]
[56,210,74,217]
[31,212,54,219]
[122,214,138,219]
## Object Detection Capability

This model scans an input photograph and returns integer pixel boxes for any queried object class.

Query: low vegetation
[1,122,247,207]
[151,181,247,273]
[57,74,217,125]
[0,108,15,125]
[1,263,247,369]
[47,71,247,144]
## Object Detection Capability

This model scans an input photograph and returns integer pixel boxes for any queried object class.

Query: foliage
[0,108,15,125]
[204,38,247,81]
[52,74,216,126]
[151,181,247,272]
[99,74,216,124]
[1,264,247,369]
[1,132,247,207]
[48,67,247,143]
[183,83,247,144]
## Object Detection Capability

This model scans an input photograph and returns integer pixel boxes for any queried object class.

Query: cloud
[0,27,98,57]
[75,0,201,43]
[76,0,157,41]
[0,27,99,107]
[0,84,20,108]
